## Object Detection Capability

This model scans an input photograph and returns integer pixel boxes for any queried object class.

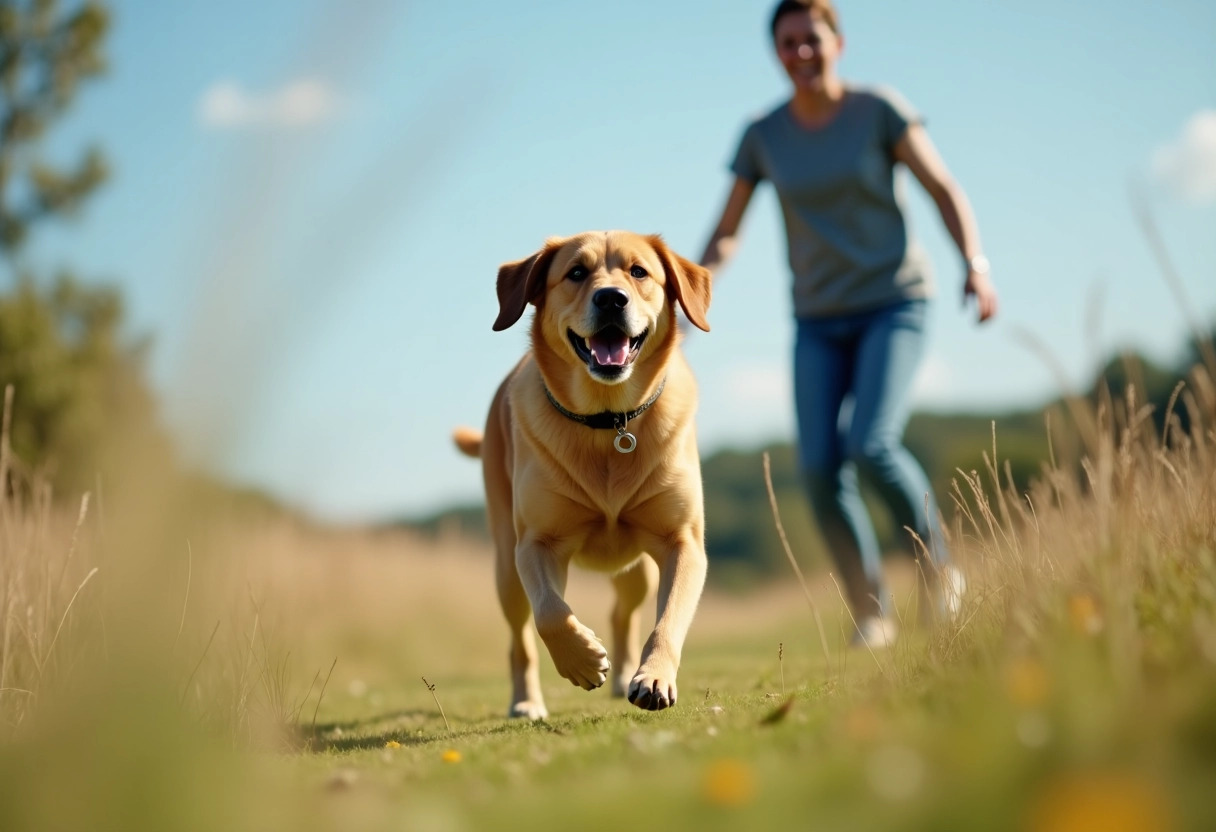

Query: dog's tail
[452,426,483,459]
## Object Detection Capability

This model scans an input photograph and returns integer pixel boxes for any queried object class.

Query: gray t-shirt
[730,85,933,318]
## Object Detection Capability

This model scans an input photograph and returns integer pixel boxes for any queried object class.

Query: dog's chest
[571,514,647,568]
[570,461,687,562]
[574,449,666,517]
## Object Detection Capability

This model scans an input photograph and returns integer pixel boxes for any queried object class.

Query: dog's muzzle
[567,323,648,380]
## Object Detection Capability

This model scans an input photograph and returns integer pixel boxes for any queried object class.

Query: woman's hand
[896,127,997,325]
[963,269,998,323]
[699,177,756,275]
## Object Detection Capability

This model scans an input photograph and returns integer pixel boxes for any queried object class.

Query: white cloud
[198,78,340,129]
[1151,109,1216,203]
[722,361,790,410]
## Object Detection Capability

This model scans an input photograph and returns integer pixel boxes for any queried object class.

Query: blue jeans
[794,299,946,620]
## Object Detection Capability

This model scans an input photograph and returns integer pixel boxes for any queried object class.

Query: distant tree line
[410,329,1215,589]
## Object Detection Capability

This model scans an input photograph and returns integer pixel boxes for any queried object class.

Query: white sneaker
[940,565,966,623]
[852,616,899,649]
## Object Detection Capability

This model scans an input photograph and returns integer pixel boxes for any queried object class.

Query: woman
[700,0,998,645]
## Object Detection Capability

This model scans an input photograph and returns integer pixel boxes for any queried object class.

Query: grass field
[1,371,1215,831]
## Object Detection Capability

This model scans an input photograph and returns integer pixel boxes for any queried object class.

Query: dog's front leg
[628,531,707,710]
[515,536,610,691]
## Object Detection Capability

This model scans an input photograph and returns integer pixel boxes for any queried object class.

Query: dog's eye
[567,266,588,282]
[630,265,648,279]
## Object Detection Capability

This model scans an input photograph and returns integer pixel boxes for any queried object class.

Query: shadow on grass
[301,707,574,753]
[310,708,433,735]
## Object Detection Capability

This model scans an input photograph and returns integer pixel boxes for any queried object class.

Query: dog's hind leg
[609,558,656,697]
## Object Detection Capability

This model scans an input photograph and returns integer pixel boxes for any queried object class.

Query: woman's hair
[770,0,840,38]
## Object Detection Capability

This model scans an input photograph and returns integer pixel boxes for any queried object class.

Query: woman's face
[773,11,842,94]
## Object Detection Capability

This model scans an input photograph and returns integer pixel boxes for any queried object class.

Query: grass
[0,363,1215,831]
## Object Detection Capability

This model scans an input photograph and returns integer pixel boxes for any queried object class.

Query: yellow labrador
[453,231,712,718]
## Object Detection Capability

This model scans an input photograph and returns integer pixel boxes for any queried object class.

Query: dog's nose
[592,287,629,310]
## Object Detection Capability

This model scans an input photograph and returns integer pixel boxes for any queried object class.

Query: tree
[0,2,163,493]
[0,273,163,490]
[0,0,108,250]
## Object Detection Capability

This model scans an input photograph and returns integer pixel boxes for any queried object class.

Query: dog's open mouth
[568,326,647,378]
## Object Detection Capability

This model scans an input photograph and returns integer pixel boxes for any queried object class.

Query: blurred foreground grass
[1,365,1215,832]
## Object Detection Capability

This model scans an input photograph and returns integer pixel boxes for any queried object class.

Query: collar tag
[613,413,637,454]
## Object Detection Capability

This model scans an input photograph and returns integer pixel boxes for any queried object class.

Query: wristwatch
[966,254,990,275]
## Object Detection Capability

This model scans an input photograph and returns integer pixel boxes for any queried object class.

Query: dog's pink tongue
[589,331,630,366]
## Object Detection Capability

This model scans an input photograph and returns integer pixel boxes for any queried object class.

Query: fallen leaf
[759,695,795,725]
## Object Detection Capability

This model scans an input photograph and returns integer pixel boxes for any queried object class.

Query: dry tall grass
[941,359,1216,674]
[0,372,510,741]
[0,385,105,734]
[0,353,1214,829]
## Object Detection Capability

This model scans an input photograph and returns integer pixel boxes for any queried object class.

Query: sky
[11,0,1216,522]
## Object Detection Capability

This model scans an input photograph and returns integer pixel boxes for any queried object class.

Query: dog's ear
[648,235,712,332]
[493,239,563,331]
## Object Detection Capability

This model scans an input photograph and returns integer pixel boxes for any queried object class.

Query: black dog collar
[542,377,666,453]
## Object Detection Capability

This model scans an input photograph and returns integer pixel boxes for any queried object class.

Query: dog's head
[492,231,711,385]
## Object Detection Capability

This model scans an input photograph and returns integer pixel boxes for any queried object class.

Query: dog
[452,230,712,718]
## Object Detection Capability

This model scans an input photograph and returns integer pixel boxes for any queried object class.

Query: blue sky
[12,0,1216,521]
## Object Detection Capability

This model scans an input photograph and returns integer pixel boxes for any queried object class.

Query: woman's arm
[894,125,998,323]
[699,177,757,276]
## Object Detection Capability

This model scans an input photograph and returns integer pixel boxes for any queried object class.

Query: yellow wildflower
[1029,771,1172,832]
[1067,593,1104,636]
[1006,656,1050,708]
[703,758,756,807]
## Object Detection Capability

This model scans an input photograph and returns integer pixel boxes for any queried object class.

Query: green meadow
[2,369,1214,832]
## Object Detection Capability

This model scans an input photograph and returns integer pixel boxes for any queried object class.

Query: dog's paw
[508,700,549,721]
[627,667,678,711]
[538,617,611,691]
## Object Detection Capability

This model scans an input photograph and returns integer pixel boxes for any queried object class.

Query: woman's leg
[845,300,948,568]
[794,318,885,620]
